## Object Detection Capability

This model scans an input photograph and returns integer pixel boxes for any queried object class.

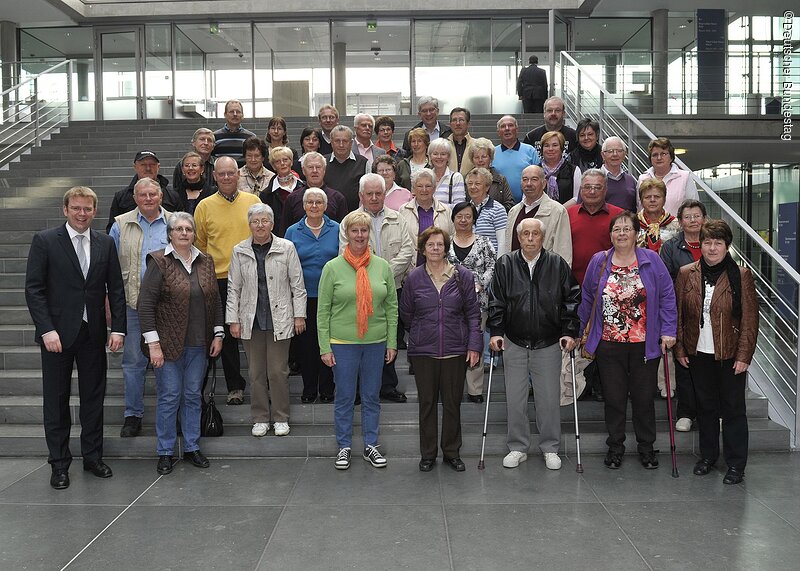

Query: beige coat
[115,207,171,309]
[502,194,573,266]
[447,133,475,177]
[398,198,456,261]
[339,206,416,289]
[226,236,307,340]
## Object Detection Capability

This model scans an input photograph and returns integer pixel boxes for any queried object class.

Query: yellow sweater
[194,191,261,278]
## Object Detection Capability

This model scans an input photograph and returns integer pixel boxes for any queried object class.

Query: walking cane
[477,351,497,470]
[663,350,679,478]
[569,349,584,473]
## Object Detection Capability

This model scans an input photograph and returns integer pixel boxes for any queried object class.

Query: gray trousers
[503,339,562,454]
[242,331,291,423]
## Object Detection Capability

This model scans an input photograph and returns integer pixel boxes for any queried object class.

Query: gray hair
[581,168,607,185]
[353,113,375,127]
[330,125,353,140]
[134,177,161,195]
[411,167,436,187]
[602,136,627,153]
[191,127,214,143]
[467,137,495,161]
[300,151,326,170]
[359,173,386,194]
[166,212,195,242]
[427,138,452,157]
[465,167,492,188]
[247,203,274,223]
[303,187,328,208]
[496,115,518,129]
[516,217,546,238]
[543,96,565,111]
[417,96,439,111]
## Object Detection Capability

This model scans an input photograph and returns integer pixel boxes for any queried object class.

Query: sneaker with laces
[251,422,269,437]
[543,452,562,470]
[363,444,388,468]
[503,451,528,468]
[335,447,351,470]
[675,417,692,432]
[273,422,290,436]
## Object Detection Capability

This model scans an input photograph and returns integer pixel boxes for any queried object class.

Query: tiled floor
[1,452,799,570]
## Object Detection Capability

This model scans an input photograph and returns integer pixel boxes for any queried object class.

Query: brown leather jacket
[673,261,758,363]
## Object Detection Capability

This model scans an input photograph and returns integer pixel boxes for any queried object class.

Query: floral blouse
[447,234,496,312]
[601,261,647,343]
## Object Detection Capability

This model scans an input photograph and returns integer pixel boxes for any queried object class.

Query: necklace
[686,241,700,249]
[306,219,324,230]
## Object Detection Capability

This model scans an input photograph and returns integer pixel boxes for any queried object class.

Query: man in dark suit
[517,55,549,114]
[25,186,127,490]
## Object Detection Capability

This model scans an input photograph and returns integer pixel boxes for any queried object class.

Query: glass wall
[145,25,171,119]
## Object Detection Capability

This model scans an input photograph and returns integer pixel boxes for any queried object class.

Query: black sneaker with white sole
[363,444,387,468]
[335,447,351,470]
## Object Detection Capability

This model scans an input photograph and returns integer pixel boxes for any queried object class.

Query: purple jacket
[399,264,483,358]
[578,247,676,360]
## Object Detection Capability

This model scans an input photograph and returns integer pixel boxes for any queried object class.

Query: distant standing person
[517,55,548,114]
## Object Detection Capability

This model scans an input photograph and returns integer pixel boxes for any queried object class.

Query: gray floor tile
[736,452,800,499]
[287,457,442,506]
[0,457,46,492]
[440,455,598,505]
[258,504,450,570]
[70,505,281,570]
[446,504,649,570]
[0,460,156,505]
[137,458,306,506]
[607,499,800,570]
[0,504,123,570]
[759,498,800,531]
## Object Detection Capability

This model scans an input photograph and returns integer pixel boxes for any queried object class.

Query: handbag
[579,251,610,361]
[201,358,224,437]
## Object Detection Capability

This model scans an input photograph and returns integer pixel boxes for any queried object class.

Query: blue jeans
[154,346,206,456]
[331,342,385,449]
[122,307,149,418]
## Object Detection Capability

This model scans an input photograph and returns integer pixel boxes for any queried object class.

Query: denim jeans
[122,307,149,418]
[154,345,206,456]
[331,342,385,449]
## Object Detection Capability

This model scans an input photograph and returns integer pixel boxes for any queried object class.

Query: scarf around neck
[343,244,374,338]
[542,158,565,201]
[637,210,675,251]
[699,252,742,327]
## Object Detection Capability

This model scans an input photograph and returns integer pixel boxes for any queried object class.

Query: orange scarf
[343,245,374,338]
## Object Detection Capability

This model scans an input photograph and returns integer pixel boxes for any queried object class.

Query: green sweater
[317,255,398,353]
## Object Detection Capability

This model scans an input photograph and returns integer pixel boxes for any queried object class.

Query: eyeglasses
[216,172,237,178]
[305,200,325,207]
[581,184,604,192]
[172,227,194,234]
[650,152,670,159]
[250,219,272,227]
[611,227,635,234]
[682,214,704,221]
[603,148,624,155]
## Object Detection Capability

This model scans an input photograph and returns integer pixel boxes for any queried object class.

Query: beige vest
[115,208,171,308]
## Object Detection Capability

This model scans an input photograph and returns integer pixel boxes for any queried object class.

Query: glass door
[95,27,144,119]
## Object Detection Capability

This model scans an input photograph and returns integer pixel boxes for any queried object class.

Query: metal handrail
[560,51,800,449]
[0,60,71,98]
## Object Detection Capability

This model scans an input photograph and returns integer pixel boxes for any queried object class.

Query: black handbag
[201,358,224,437]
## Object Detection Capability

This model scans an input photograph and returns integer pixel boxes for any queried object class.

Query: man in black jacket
[488,218,579,471]
[106,150,181,233]
[517,55,548,114]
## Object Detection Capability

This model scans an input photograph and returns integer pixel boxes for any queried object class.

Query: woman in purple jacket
[400,227,482,473]
[578,211,677,471]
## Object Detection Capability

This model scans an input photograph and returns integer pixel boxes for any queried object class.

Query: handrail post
[576,69,582,119]
[33,78,40,146]
[796,318,800,449]
[67,60,73,122]
[599,91,605,137]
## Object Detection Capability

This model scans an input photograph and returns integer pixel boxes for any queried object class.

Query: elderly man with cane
[488,218,580,470]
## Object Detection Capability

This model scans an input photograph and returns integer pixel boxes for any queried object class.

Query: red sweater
[567,202,624,285]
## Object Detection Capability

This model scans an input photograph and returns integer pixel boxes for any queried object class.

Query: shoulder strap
[448,173,455,204]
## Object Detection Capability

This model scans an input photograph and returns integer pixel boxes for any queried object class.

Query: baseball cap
[134,150,160,163]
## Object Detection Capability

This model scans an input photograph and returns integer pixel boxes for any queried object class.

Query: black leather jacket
[488,249,580,349]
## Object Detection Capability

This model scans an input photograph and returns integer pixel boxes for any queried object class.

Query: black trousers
[296,297,334,398]
[522,98,545,114]
[689,352,749,470]
[411,356,467,460]
[674,355,697,419]
[41,322,107,471]
[217,279,246,392]
[596,341,659,455]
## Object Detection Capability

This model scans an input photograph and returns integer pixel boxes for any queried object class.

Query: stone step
[0,273,25,287]
[1,259,28,273]
[0,290,25,305]
[0,417,789,459]
[0,308,34,326]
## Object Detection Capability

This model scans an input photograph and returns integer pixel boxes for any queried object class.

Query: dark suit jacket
[25,224,126,349]
[517,64,548,101]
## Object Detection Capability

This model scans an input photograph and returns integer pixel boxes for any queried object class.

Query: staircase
[0,119,790,459]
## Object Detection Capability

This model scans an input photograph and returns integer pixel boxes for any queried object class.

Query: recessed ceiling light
[675,148,687,155]
[293,27,301,31]
[679,24,687,29]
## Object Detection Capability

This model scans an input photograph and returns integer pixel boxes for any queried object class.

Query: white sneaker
[274,422,290,436]
[503,451,528,468]
[335,447,351,470]
[675,417,692,432]
[251,422,269,437]
[543,452,562,470]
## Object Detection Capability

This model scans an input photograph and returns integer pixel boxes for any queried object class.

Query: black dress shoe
[184,450,210,468]
[157,455,175,475]
[640,452,659,470]
[301,395,316,404]
[723,466,744,485]
[381,389,407,403]
[50,469,69,490]
[120,416,142,437]
[467,394,484,403]
[319,393,335,403]
[83,460,113,478]
[419,459,435,472]
[604,450,623,469]
[445,458,466,472]
[693,458,716,476]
